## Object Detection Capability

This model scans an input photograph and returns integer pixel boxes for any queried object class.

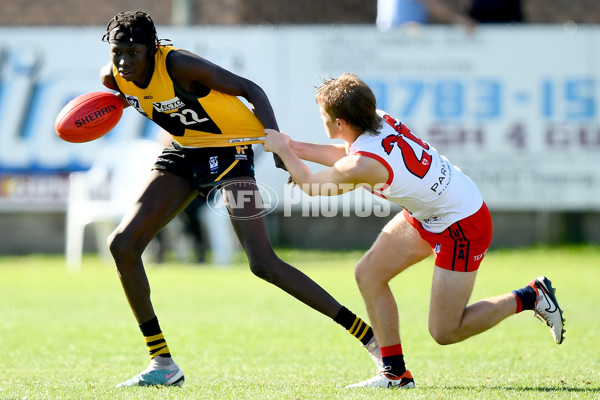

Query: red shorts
[403,202,493,272]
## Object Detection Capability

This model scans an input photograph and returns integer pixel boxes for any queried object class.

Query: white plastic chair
[65,139,236,272]
[65,139,165,271]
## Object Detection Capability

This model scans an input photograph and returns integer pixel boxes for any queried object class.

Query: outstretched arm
[290,140,348,167]
[167,50,278,130]
[166,50,286,168]
[264,129,388,196]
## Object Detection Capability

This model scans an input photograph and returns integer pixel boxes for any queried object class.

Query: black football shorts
[153,140,255,194]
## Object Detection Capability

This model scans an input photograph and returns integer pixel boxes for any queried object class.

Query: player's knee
[429,330,452,345]
[108,229,143,262]
[249,261,275,283]
[428,324,458,345]
[107,229,127,259]
[354,257,382,289]
[354,263,367,287]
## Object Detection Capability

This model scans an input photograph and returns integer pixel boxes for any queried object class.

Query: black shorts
[153,141,255,194]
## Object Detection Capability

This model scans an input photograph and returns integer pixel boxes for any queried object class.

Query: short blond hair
[315,73,382,135]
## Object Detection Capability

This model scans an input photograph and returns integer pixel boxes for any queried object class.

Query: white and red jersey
[349,109,483,233]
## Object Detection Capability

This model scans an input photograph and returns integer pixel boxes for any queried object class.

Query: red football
[55,91,124,143]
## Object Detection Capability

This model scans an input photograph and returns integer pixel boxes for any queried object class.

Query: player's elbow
[100,64,115,89]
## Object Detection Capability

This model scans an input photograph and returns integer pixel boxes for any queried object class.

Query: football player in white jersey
[264,73,564,389]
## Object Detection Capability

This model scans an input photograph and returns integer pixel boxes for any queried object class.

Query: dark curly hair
[101,11,169,55]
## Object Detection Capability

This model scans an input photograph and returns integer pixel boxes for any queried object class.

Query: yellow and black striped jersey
[111,46,265,148]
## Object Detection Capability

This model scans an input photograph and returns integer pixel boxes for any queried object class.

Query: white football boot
[529,276,565,344]
[117,357,184,387]
[346,366,415,389]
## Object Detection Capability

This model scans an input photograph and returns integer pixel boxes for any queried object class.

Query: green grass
[0,246,599,399]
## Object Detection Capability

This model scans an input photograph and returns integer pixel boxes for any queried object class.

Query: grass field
[0,246,599,399]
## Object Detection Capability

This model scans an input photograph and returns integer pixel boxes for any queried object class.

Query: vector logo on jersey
[153,97,185,112]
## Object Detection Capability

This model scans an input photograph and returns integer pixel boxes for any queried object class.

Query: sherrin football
[55,91,124,143]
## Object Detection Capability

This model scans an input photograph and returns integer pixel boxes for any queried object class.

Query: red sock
[381,343,406,376]
[512,292,524,313]
[381,343,403,357]
[511,285,537,313]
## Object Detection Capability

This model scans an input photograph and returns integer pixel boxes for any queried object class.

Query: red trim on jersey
[354,151,394,198]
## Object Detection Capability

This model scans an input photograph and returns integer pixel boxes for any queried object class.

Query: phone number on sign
[369,77,596,121]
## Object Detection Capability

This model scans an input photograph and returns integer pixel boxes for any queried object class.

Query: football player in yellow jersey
[99,11,380,387]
